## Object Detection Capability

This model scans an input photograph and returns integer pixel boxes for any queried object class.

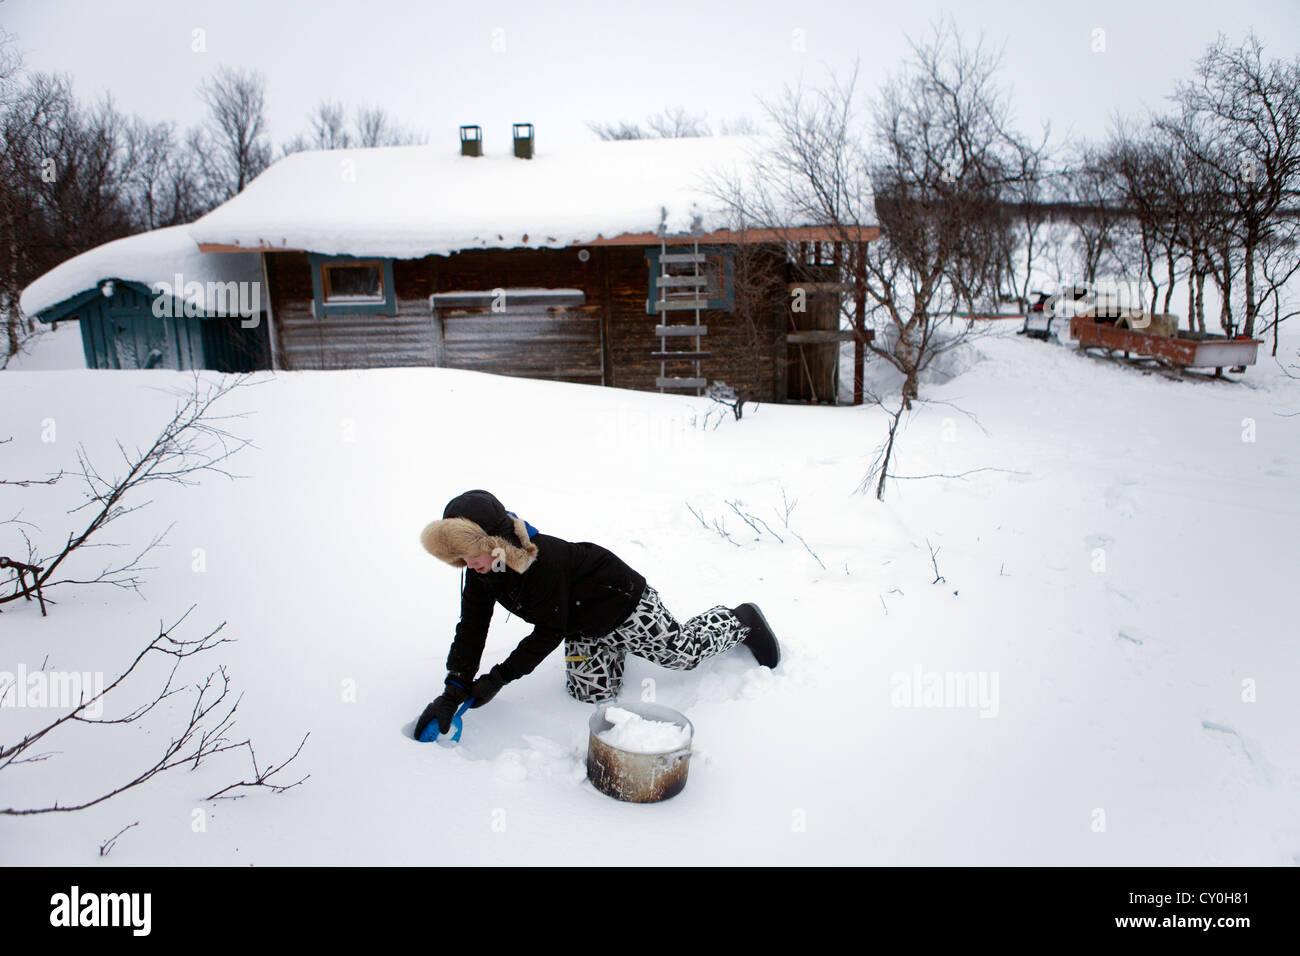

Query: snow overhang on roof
[19,224,264,322]
[186,134,863,258]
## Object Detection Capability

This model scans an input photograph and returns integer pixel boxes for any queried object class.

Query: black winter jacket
[440,493,646,683]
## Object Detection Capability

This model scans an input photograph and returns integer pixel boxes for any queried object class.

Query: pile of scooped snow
[596,707,690,754]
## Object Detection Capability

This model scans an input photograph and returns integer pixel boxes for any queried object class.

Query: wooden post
[428,259,445,367]
[832,241,843,405]
[853,242,866,406]
[260,253,281,371]
[775,304,788,402]
[600,248,615,388]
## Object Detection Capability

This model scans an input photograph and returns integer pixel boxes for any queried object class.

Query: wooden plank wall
[432,248,605,385]
[440,310,602,385]
[785,257,845,403]
[74,286,205,370]
[266,244,791,401]
[200,315,273,372]
[266,253,437,369]
[712,243,788,401]
[785,287,840,403]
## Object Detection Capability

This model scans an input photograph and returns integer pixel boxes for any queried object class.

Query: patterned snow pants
[564,585,750,703]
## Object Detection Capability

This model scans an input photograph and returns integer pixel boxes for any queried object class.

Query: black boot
[732,603,780,668]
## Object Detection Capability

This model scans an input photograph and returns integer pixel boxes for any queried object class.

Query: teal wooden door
[111,313,168,368]
[73,283,206,369]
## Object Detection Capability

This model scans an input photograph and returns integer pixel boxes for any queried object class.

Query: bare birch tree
[715,22,1041,408]
[1157,33,1300,338]
[196,66,271,199]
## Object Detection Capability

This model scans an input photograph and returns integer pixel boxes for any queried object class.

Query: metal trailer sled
[1069,316,1263,380]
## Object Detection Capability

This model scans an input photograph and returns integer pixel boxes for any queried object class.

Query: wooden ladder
[653,234,708,395]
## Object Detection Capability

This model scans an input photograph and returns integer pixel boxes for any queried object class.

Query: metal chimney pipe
[513,123,534,159]
[460,125,482,157]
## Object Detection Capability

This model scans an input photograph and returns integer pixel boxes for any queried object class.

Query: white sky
[3,0,1298,153]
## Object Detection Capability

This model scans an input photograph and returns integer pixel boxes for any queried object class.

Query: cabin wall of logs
[261,240,873,403]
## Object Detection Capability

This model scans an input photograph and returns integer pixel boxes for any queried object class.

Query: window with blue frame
[645,246,735,314]
[309,254,397,316]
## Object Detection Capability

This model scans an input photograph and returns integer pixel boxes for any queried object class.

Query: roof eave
[194,224,880,256]
[30,280,155,324]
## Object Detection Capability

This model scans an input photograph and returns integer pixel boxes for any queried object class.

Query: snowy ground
[4,323,87,372]
[2,322,1297,865]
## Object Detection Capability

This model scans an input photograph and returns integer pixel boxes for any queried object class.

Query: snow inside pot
[586,702,694,803]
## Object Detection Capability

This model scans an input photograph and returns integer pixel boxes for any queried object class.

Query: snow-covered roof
[20,225,262,319]
[188,135,785,258]
[20,136,864,319]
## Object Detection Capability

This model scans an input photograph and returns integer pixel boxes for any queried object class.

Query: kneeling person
[414,489,779,739]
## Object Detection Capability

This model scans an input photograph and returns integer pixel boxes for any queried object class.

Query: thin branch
[927,539,946,584]
[99,821,139,857]
[773,486,798,529]
[790,529,827,570]
[711,516,741,547]
[913,397,992,436]
[891,466,1027,480]
[726,499,785,543]
[0,470,65,487]
[204,734,311,800]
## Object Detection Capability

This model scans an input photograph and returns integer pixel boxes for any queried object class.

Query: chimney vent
[513,123,534,159]
[459,125,482,157]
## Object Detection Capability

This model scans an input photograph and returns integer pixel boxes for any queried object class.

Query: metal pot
[586,702,694,803]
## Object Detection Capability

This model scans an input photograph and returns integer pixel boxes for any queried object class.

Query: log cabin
[190,127,879,403]
[23,128,878,402]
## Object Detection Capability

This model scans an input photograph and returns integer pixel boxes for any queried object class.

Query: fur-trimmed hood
[420,490,539,574]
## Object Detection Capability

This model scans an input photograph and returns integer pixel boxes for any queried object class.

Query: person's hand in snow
[470,665,510,708]
[415,677,471,739]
